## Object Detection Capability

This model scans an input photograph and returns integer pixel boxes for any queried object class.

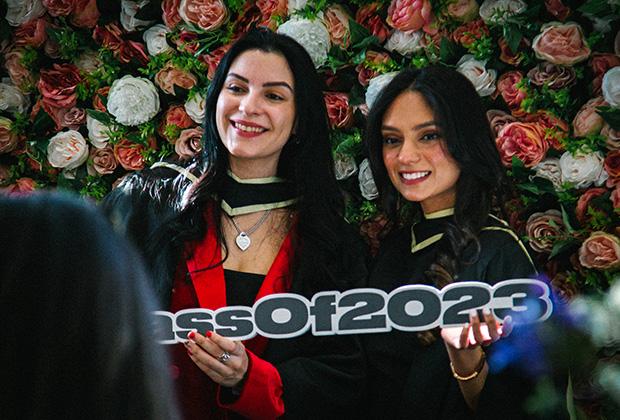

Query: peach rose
[60,107,87,130]
[356,3,390,44]
[0,117,19,154]
[575,187,607,225]
[497,71,527,116]
[2,178,37,195]
[14,18,47,47]
[323,5,351,48]
[38,63,82,109]
[324,92,354,129]
[113,138,147,171]
[162,0,182,28]
[256,0,287,29]
[527,61,576,90]
[452,20,489,49]
[601,124,620,150]
[524,110,568,150]
[578,232,620,270]
[42,0,75,17]
[532,22,591,66]
[525,209,564,253]
[496,122,548,168]
[159,104,195,141]
[356,51,392,87]
[387,0,435,34]
[544,0,571,21]
[93,86,110,112]
[550,272,578,304]
[175,127,204,160]
[118,40,150,66]
[4,49,35,91]
[71,0,100,28]
[487,109,517,137]
[88,146,118,175]
[604,150,620,188]
[179,0,228,32]
[572,96,606,138]
[92,22,124,51]
[155,63,197,96]
[447,0,479,22]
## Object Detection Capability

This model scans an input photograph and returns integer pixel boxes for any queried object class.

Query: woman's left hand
[441,308,513,350]
[185,330,249,388]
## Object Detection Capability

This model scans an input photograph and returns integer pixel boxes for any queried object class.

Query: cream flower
[0,81,30,114]
[531,158,562,190]
[334,154,358,181]
[47,130,89,170]
[5,0,46,26]
[384,30,424,56]
[559,150,608,189]
[184,92,206,124]
[602,66,620,108]
[143,24,172,56]
[479,0,526,24]
[358,158,379,200]
[120,0,155,32]
[86,115,116,149]
[456,55,497,96]
[107,75,160,126]
[287,0,308,14]
[277,17,330,68]
[366,71,399,110]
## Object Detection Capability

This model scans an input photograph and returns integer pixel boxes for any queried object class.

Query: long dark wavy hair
[150,28,345,300]
[366,66,507,288]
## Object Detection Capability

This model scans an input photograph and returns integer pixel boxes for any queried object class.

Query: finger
[483,308,500,342]
[207,331,241,355]
[501,315,513,337]
[186,340,236,378]
[188,331,225,359]
[459,323,470,349]
[470,310,485,345]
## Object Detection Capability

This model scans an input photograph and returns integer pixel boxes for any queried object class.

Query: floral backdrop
[0,0,619,414]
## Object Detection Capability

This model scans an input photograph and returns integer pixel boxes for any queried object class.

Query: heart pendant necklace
[227,210,272,251]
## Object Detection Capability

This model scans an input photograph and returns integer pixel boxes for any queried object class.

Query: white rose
[358,158,379,200]
[559,150,608,189]
[531,158,562,190]
[479,0,527,24]
[143,24,172,56]
[47,130,89,170]
[277,17,330,68]
[384,30,424,56]
[120,0,155,32]
[334,154,358,180]
[86,115,116,149]
[366,71,399,110]
[287,0,308,14]
[107,75,160,126]
[456,54,497,96]
[602,66,620,108]
[185,92,206,124]
[5,0,46,26]
[74,50,102,73]
[0,81,30,114]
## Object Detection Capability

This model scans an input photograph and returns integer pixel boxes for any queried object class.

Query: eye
[266,92,285,101]
[225,83,245,93]
[382,136,401,145]
[420,132,441,142]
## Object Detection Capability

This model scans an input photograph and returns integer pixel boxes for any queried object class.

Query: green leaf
[560,205,576,233]
[503,25,523,54]
[439,37,459,64]
[596,106,620,131]
[349,18,371,46]
[578,0,612,17]
[549,238,578,260]
[86,109,112,125]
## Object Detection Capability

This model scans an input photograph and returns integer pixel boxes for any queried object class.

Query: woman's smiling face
[381,90,461,213]
[216,49,296,178]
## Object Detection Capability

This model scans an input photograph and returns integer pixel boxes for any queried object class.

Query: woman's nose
[397,140,421,164]
[239,91,260,115]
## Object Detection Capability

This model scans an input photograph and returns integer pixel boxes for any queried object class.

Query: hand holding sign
[441,309,513,350]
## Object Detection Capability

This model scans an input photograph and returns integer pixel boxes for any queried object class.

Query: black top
[362,212,564,419]
[224,269,265,307]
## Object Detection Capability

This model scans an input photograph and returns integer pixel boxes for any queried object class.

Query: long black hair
[0,193,179,419]
[152,28,347,299]
[366,66,506,286]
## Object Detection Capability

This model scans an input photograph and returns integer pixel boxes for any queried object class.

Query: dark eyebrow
[381,121,439,131]
[227,73,294,93]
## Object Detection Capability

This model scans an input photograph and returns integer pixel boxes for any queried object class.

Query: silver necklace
[227,210,272,251]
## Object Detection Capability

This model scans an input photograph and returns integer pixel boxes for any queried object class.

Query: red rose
[42,0,76,17]
[524,110,568,150]
[356,51,392,87]
[324,92,354,129]
[604,150,620,188]
[1,178,37,195]
[544,0,571,21]
[93,23,124,51]
[496,71,527,117]
[590,53,620,95]
[174,30,200,54]
[113,139,148,171]
[14,18,47,48]
[575,187,607,224]
[496,122,549,168]
[162,0,182,28]
[452,19,489,49]
[38,63,82,109]
[175,127,204,161]
[93,86,110,112]
[356,3,390,43]
[118,40,150,66]
[200,44,230,80]
[71,0,100,29]
[611,186,620,210]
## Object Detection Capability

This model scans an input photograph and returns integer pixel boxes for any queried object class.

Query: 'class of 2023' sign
[153,279,553,344]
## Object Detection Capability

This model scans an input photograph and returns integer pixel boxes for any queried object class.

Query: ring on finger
[218,351,231,363]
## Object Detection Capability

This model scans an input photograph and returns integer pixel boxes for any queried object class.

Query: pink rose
[200,44,230,80]
[61,107,87,130]
[256,0,287,29]
[175,127,204,160]
[155,62,197,96]
[38,63,82,109]
[497,71,527,116]
[611,186,620,209]
[92,23,124,51]
[174,30,200,54]
[4,49,35,91]
[601,124,620,150]
[452,19,489,49]
[71,0,100,28]
[159,104,195,141]
[323,5,351,48]
[1,178,37,195]
[550,271,578,304]
[42,0,75,17]
[0,117,19,154]
[532,22,591,66]
[447,0,479,22]
[324,92,354,129]
[14,18,47,47]
[113,139,148,171]
[524,110,568,150]
[578,232,620,270]
[498,37,530,66]
[487,109,517,137]
[118,40,150,66]
[89,146,118,175]
[92,86,110,112]
[590,53,620,95]
[527,61,576,90]
[162,0,182,28]
[496,122,549,168]
[356,3,390,44]
[544,0,571,21]
[356,51,392,87]
[575,187,607,225]
[179,0,228,32]
[572,96,607,138]
[387,0,435,34]
[604,150,620,188]
[525,209,564,253]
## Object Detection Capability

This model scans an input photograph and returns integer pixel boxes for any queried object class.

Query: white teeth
[234,122,265,133]
[401,171,430,180]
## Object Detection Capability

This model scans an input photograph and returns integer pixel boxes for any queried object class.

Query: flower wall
[1,0,619,298]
